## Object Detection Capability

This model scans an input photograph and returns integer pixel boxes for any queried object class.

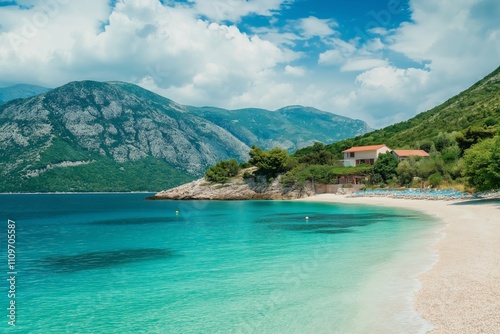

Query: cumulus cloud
[297,16,337,38]
[0,0,498,130]
[318,36,386,72]
[0,0,297,109]
[389,0,500,75]
[318,50,344,65]
[284,65,305,77]
[341,59,389,72]
[186,0,291,23]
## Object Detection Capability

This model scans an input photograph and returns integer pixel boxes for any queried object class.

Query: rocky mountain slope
[0,81,370,192]
[0,84,51,105]
[188,105,371,151]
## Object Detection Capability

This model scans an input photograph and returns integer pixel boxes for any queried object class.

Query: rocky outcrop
[148,170,316,200]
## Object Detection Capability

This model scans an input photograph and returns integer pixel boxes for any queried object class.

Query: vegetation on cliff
[204,159,240,183]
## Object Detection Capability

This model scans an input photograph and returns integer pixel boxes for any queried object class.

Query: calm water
[0,194,440,333]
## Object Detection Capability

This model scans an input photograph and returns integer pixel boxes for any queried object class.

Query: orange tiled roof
[392,149,430,157]
[342,144,389,153]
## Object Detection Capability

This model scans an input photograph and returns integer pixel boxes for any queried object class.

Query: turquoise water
[0,194,440,333]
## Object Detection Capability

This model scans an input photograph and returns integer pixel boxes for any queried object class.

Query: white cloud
[0,0,296,108]
[362,38,385,53]
[389,0,500,74]
[318,37,386,71]
[251,27,301,47]
[322,66,432,127]
[186,0,290,23]
[341,59,389,72]
[297,16,337,38]
[368,27,390,36]
[355,66,429,91]
[0,0,498,131]
[284,65,305,77]
[318,50,344,65]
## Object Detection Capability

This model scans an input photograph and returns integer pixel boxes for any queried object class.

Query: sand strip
[298,194,500,334]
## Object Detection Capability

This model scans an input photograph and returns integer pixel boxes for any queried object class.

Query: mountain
[188,105,371,151]
[0,84,51,104]
[0,81,371,192]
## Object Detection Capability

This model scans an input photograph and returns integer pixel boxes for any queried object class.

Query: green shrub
[242,171,253,179]
[428,172,443,188]
[249,146,290,177]
[205,159,240,183]
[239,161,252,169]
[463,136,500,191]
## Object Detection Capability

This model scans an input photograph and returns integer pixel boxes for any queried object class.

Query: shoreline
[0,191,156,195]
[299,194,499,333]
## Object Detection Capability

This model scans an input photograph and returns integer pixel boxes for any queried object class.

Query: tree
[434,132,456,152]
[396,160,416,186]
[417,140,434,153]
[373,152,399,183]
[463,137,500,191]
[249,146,290,177]
[296,142,338,165]
[456,126,495,153]
[205,159,240,183]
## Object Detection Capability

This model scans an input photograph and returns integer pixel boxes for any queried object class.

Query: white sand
[299,194,500,333]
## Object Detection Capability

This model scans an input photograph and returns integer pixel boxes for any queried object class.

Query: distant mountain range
[0,80,371,192]
[0,84,51,105]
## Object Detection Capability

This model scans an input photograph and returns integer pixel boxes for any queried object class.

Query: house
[392,149,430,162]
[341,144,392,167]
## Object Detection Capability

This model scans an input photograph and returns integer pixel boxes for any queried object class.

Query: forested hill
[307,65,500,155]
[291,65,499,191]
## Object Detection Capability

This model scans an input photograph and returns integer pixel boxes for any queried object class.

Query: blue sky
[0,0,499,127]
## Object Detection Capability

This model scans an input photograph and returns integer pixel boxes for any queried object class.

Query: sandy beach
[299,194,500,334]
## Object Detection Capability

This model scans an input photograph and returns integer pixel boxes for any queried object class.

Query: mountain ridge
[0,80,371,192]
[0,84,51,105]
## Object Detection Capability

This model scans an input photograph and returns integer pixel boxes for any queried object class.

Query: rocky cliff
[149,169,316,200]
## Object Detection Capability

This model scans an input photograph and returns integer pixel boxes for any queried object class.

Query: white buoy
[176,210,179,215]
[305,216,309,220]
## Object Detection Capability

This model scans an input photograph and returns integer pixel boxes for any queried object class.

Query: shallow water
[0,194,440,333]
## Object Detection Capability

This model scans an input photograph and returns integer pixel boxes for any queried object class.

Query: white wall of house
[342,146,391,167]
[375,146,391,156]
[343,159,356,167]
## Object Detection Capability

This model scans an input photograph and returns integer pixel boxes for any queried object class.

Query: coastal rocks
[149,172,315,200]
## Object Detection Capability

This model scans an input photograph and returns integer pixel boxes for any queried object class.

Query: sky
[0,0,499,128]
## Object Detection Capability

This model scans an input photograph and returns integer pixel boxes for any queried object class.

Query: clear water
[0,194,440,333]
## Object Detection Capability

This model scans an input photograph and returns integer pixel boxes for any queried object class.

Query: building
[341,144,392,167]
[392,149,430,161]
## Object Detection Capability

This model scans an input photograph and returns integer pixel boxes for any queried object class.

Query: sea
[0,193,441,333]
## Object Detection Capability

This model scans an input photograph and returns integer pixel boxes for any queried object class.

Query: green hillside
[0,84,51,104]
[327,66,500,151]
[292,65,500,191]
